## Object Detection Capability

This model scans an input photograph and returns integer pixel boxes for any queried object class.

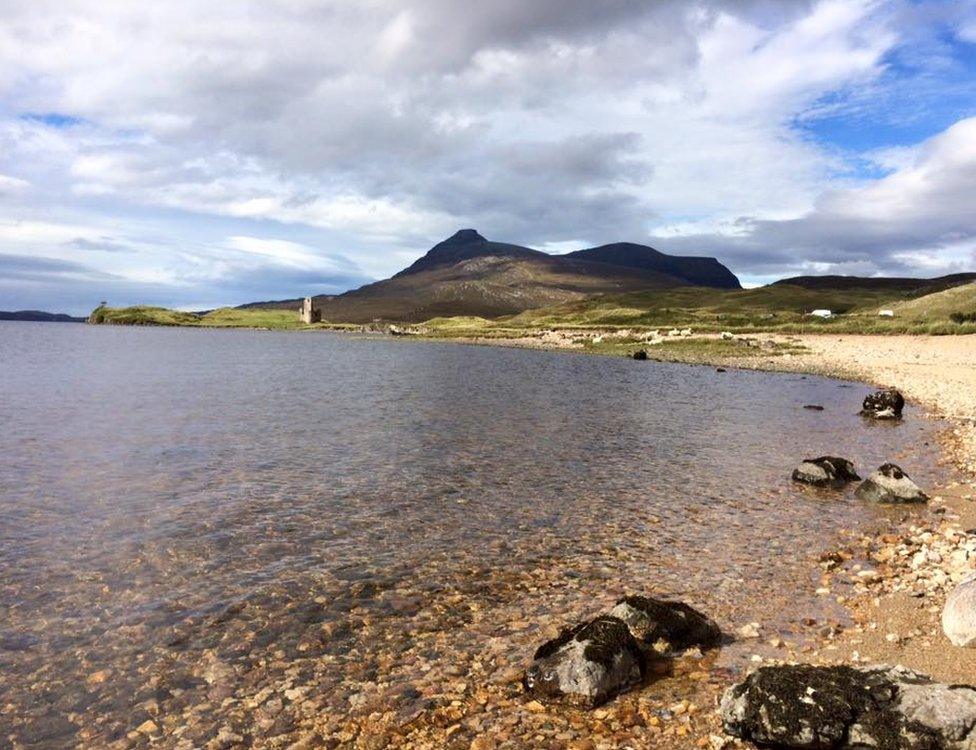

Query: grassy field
[495,282,976,335]
[88,305,357,330]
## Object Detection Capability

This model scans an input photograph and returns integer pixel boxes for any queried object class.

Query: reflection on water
[0,322,948,747]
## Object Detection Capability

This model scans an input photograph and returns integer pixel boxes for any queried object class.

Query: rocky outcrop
[632,349,648,360]
[607,595,721,654]
[943,573,976,647]
[792,456,861,487]
[861,389,905,420]
[721,664,976,749]
[524,596,720,706]
[855,463,928,504]
[523,615,645,707]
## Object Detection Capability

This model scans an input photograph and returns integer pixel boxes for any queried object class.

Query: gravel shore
[459,331,976,746]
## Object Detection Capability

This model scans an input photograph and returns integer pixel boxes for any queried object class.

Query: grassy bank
[87,305,358,330]
[88,280,976,337]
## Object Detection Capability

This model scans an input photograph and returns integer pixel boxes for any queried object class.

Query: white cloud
[0,0,972,310]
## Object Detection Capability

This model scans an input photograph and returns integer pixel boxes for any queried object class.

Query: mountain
[392,229,546,277]
[243,230,741,323]
[566,242,741,289]
[0,310,85,322]
[772,273,976,294]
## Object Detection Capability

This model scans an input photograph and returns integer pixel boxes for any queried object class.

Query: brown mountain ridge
[243,229,742,323]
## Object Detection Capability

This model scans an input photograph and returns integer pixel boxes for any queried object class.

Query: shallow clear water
[0,322,949,747]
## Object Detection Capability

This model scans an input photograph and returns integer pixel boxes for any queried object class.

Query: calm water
[0,322,949,747]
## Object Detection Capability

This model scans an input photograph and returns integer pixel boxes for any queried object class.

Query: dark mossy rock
[721,664,976,749]
[524,615,645,706]
[632,349,648,360]
[861,389,905,420]
[607,595,721,654]
[856,463,928,504]
[792,456,861,487]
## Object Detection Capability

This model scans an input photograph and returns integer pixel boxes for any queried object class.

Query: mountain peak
[443,228,486,244]
[394,229,542,278]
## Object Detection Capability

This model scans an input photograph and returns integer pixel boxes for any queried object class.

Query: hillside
[566,242,741,288]
[245,229,741,323]
[772,273,976,293]
[887,282,976,322]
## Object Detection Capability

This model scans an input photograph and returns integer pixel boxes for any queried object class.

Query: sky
[1,0,975,313]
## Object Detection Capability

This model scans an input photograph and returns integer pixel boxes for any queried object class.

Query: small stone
[136,720,159,735]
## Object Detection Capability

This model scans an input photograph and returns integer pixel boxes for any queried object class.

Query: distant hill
[243,229,741,322]
[0,310,85,322]
[772,273,976,294]
[566,242,741,289]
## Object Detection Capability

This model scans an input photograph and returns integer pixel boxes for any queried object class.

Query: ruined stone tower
[300,296,321,324]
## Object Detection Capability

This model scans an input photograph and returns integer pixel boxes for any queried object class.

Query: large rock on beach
[721,663,976,749]
[861,388,905,420]
[943,573,976,648]
[855,463,928,504]
[523,615,645,706]
[792,456,861,487]
[607,595,721,654]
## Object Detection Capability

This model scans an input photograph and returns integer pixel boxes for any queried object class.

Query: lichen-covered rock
[855,463,928,504]
[721,664,976,749]
[943,573,976,647]
[523,615,644,706]
[792,456,861,487]
[861,389,905,419]
[607,595,721,654]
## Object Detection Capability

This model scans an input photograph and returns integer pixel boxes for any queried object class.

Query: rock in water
[633,349,648,360]
[855,463,928,503]
[607,595,721,654]
[523,615,644,706]
[792,456,861,487]
[861,388,905,419]
[943,573,976,647]
[804,404,825,411]
[721,664,976,749]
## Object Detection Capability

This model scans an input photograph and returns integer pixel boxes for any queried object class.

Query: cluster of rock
[721,664,976,749]
[523,595,720,707]
[790,390,928,502]
[791,456,927,503]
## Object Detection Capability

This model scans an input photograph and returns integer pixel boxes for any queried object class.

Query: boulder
[523,615,645,706]
[861,388,905,419]
[632,349,648,360]
[855,463,928,504]
[943,573,976,647]
[721,664,976,749]
[607,595,721,654]
[792,456,861,487]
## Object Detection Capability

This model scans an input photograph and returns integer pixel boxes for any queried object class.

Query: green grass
[496,283,976,335]
[88,305,360,330]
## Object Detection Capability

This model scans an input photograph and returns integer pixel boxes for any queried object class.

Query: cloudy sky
[1,0,975,313]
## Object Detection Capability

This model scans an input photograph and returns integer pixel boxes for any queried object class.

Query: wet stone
[722,664,976,750]
[792,456,861,488]
[523,615,645,707]
[856,463,928,504]
[861,389,905,420]
[607,596,721,654]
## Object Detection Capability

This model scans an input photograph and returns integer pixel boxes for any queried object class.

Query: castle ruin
[300,296,321,324]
